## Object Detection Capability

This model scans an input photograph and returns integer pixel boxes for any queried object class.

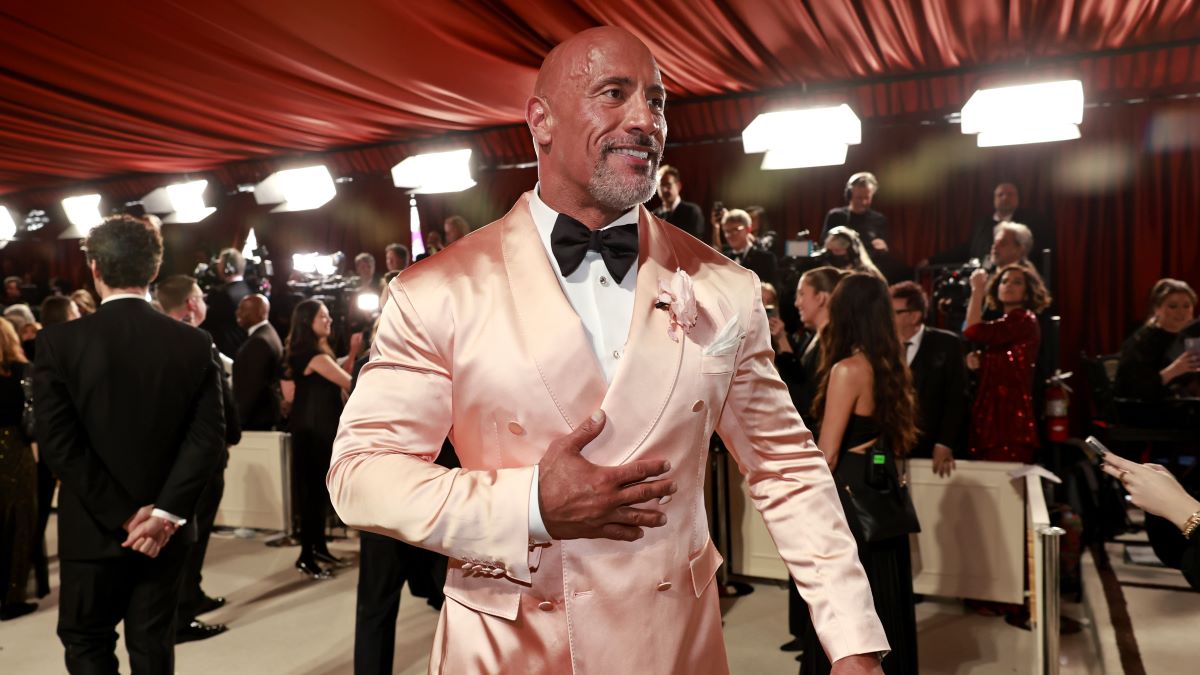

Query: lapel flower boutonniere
[655,269,697,342]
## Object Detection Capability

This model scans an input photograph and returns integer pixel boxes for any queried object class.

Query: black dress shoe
[313,550,347,567]
[196,595,226,615]
[780,637,803,652]
[0,602,37,621]
[295,558,334,580]
[175,620,227,644]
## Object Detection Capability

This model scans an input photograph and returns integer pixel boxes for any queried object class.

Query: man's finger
[596,524,643,542]
[609,459,672,487]
[562,410,607,452]
[614,478,676,505]
[610,506,668,528]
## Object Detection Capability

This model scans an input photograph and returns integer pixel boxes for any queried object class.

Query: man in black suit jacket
[652,164,707,242]
[721,208,780,290]
[36,215,225,673]
[927,182,1055,274]
[233,294,283,431]
[200,248,253,358]
[891,282,967,476]
[158,274,243,642]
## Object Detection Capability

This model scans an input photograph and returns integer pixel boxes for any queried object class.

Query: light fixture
[392,149,476,194]
[960,80,1084,147]
[356,292,380,312]
[0,207,16,248]
[59,194,103,239]
[742,104,861,169]
[408,196,426,258]
[242,228,259,262]
[141,179,216,223]
[292,252,341,276]
[254,166,337,212]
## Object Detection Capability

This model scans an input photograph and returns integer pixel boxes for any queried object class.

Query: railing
[1027,472,1065,675]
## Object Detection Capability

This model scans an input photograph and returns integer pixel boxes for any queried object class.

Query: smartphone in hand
[1084,435,1110,462]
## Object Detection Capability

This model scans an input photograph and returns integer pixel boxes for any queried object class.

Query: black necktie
[550,214,638,283]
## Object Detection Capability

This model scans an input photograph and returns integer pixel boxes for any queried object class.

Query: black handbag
[836,447,921,543]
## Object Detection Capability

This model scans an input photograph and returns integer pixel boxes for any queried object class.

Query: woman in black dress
[1115,278,1198,401]
[802,273,920,675]
[0,318,36,620]
[285,299,351,579]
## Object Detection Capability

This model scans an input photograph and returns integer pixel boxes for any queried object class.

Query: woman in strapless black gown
[802,273,920,675]
[285,299,351,579]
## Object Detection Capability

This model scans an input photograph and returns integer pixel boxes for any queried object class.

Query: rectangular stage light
[60,194,103,239]
[392,149,476,194]
[142,179,216,223]
[0,207,16,241]
[742,104,861,169]
[254,166,337,212]
[961,80,1084,147]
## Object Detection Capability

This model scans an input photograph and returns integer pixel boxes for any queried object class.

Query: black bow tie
[550,214,639,283]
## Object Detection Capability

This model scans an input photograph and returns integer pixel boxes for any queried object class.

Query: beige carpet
[4,516,1187,674]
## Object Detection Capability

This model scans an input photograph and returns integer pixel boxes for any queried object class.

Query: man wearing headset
[821,172,889,253]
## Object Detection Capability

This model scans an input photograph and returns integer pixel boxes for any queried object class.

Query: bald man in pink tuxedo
[329,26,888,675]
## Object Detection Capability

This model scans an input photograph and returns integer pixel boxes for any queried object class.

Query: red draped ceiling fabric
[2,0,1199,193]
[1,1,1200,429]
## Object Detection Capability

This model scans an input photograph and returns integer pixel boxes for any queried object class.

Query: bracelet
[1183,511,1200,539]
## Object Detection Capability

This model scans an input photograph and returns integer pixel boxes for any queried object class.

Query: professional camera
[193,245,273,296]
[932,258,983,309]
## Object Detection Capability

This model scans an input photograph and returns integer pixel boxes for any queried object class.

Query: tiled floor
[1,518,1193,674]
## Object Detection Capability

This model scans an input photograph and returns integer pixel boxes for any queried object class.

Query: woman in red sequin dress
[963,264,1052,463]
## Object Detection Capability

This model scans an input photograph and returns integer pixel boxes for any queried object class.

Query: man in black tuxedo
[158,274,242,642]
[927,182,1055,273]
[36,215,225,673]
[721,208,780,290]
[652,164,707,241]
[233,294,283,430]
[891,281,967,476]
[200,248,253,359]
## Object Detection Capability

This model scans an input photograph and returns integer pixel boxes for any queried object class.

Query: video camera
[932,258,983,309]
[194,245,273,296]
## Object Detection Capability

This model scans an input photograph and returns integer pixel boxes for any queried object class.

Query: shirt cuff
[151,508,187,527]
[528,464,552,544]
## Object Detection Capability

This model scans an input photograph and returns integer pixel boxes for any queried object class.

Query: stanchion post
[1039,525,1065,675]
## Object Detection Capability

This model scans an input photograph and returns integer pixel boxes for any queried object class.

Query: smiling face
[528,28,667,223]
[795,277,829,330]
[1155,292,1196,333]
[311,302,333,339]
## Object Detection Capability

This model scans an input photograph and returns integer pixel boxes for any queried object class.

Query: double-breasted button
[656,582,673,592]
[508,422,524,435]
[692,400,704,412]
[538,600,555,611]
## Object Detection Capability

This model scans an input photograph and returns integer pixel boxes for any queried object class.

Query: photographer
[811,227,884,280]
[821,172,889,253]
[200,248,252,358]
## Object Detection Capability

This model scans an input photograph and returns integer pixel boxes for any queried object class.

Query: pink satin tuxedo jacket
[329,193,887,673]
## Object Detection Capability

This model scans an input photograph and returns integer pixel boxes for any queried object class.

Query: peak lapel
[503,193,607,431]
[595,207,684,464]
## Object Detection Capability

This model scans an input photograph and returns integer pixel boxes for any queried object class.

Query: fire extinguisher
[1045,370,1073,442]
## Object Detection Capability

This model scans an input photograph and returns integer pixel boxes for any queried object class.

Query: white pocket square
[703,315,744,356]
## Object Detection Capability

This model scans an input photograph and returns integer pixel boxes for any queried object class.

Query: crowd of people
[0,28,1197,675]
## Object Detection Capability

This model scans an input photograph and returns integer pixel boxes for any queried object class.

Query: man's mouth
[610,147,651,160]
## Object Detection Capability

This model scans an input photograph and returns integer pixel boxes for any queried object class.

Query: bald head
[236,294,269,330]
[527,27,667,228]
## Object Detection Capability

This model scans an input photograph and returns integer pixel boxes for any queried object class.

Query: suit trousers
[178,468,225,621]
[354,532,447,675]
[58,538,191,675]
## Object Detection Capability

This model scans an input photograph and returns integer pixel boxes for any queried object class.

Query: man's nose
[625,95,661,136]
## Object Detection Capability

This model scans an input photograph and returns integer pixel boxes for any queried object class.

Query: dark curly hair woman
[803,272,919,675]
[964,264,1052,463]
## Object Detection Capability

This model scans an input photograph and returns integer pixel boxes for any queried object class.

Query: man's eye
[649,98,665,110]
[604,88,622,99]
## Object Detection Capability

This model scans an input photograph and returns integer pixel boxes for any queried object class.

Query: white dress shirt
[100,292,188,527]
[524,186,640,542]
[904,324,926,366]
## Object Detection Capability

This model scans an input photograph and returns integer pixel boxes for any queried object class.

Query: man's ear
[88,259,101,284]
[526,96,552,148]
